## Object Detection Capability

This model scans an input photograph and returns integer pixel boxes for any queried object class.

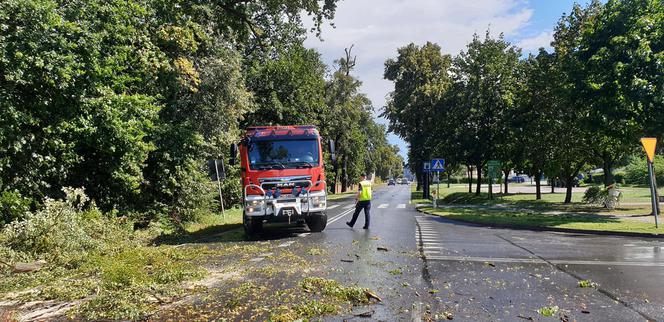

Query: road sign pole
[214,160,225,219]
[436,173,440,209]
[648,161,659,228]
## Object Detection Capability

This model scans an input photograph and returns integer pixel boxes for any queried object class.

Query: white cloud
[303,0,536,160]
[517,30,554,53]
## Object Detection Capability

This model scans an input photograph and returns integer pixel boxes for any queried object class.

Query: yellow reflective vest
[358,180,372,201]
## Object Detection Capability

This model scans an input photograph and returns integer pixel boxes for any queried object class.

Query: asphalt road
[297,184,664,321]
[163,184,664,321]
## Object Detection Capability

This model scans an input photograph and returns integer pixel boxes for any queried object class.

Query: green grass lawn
[410,185,432,205]
[327,191,357,201]
[413,182,664,235]
[184,207,243,233]
[417,183,660,216]
[419,206,664,235]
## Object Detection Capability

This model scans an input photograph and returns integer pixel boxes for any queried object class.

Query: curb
[415,207,664,239]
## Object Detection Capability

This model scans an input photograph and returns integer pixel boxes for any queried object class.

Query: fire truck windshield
[248,139,320,170]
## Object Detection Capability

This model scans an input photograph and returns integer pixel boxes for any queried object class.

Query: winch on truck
[229,126,335,236]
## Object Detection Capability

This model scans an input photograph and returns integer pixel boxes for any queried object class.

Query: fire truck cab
[230,126,333,236]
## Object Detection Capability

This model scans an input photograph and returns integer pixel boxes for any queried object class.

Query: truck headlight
[246,199,265,212]
[247,200,264,207]
[310,195,326,208]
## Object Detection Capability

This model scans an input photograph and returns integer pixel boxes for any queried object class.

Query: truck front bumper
[244,192,326,218]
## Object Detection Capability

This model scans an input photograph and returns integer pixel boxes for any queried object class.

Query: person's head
[360,173,366,180]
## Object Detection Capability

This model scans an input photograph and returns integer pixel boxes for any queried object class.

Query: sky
[304,0,594,162]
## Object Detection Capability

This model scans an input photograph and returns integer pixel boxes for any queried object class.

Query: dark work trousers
[349,200,371,228]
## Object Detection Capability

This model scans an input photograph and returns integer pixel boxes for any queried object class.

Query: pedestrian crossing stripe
[378,203,389,209]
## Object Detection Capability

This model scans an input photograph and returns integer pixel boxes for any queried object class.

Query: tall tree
[577,0,664,184]
[322,46,373,192]
[245,44,327,126]
[515,51,560,200]
[549,2,603,203]
[0,0,340,221]
[449,31,521,195]
[383,42,452,190]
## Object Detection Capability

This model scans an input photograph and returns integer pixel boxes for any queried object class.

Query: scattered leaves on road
[537,305,559,317]
[577,279,598,288]
[388,268,403,275]
[307,248,324,256]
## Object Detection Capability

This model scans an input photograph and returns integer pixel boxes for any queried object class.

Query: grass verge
[327,191,357,201]
[418,206,664,235]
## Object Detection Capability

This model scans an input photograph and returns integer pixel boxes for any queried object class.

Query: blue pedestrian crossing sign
[430,159,445,172]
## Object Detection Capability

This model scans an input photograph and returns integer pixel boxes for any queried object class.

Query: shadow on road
[153,222,311,245]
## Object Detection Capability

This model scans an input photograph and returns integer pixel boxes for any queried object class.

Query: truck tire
[243,215,263,236]
[306,213,327,232]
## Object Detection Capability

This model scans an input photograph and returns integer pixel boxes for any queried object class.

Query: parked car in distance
[388,179,396,186]
[508,176,526,183]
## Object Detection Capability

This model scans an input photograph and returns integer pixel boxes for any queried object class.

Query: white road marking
[278,241,295,248]
[297,233,311,238]
[328,208,355,224]
[397,204,406,209]
[378,203,389,209]
[424,255,664,267]
[343,204,355,209]
[327,204,340,210]
[249,257,264,262]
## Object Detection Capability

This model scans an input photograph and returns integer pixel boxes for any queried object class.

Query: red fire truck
[230,126,334,235]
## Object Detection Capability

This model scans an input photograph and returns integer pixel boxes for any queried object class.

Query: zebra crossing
[415,216,446,259]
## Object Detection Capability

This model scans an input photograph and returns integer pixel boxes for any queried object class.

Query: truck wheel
[306,213,327,232]
[243,215,263,236]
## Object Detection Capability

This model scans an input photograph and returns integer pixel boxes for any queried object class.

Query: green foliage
[300,277,370,304]
[383,42,452,186]
[578,279,598,288]
[322,47,389,191]
[246,45,326,126]
[0,187,135,267]
[0,190,31,226]
[0,0,343,225]
[582,186,622,207]
[0,188,205,319]
[538,305,559,317]
[625,155,664,185]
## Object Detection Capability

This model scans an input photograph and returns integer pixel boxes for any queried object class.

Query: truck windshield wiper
[292,161,314,168]
[271,162,286,169]
[253,162,285,170]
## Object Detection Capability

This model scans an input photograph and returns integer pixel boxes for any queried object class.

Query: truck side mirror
[229,143,238,166]
[328,139,337,164]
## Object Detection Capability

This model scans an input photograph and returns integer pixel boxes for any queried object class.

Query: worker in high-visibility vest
[347,173,372,229]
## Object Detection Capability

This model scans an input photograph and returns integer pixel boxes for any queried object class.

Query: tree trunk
[416,170,423,191]
[467,165,473,193]
[475,164,482,196]
[551,177,555,194]
[564,176,574,204]
[503,170,509,195]
[535,171,542,200]
[341,157,348,192]
[602,155,614,186]
[447,172,451,188]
